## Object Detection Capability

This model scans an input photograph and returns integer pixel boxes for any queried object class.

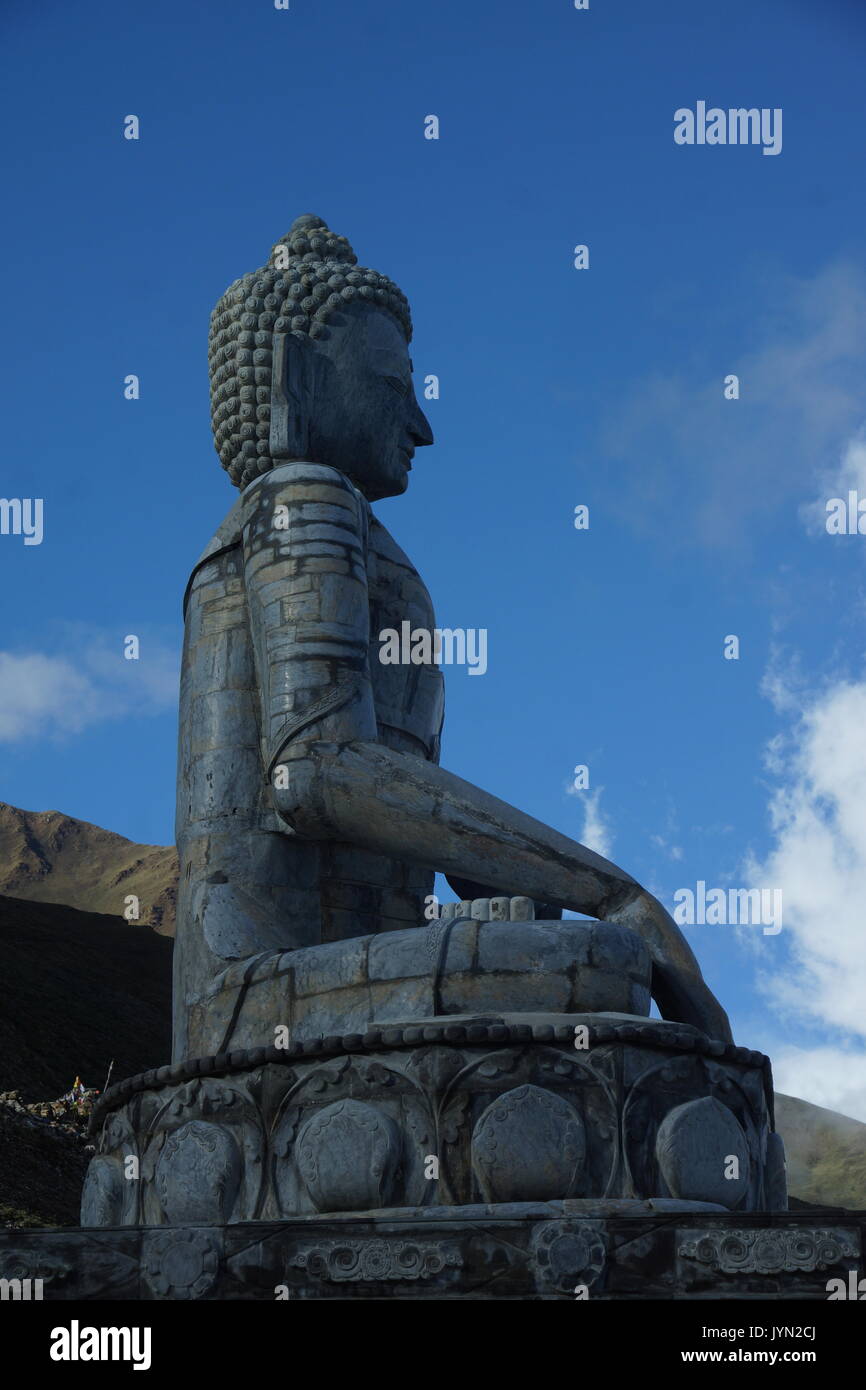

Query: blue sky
[3,0,866,1115]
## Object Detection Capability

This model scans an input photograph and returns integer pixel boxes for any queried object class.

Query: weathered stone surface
[84,1023,778,1224]
[195,919,652,1051]
[472,1085,586,1202]
[296,1100,401,1212]
[656,1096,750,1209]
[141,1229,223,1300]
[531,1218,606,1295]
[288,1236,462,1284]
[765,1129,789,1212]
[678,1226,859,1276]
[154,1121,242,1225]
[1,1210,860,1300]
[623,1051,770,1210]
[79,1156,123,1228]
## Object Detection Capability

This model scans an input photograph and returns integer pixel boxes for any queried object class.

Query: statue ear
[269,332,315,459]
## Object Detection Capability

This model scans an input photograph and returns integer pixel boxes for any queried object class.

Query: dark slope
[0,894,172,1101]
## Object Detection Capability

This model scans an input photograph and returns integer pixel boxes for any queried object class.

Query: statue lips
[398,446,414,470]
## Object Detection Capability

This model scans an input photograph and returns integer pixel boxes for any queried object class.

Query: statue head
[208,214,433,501]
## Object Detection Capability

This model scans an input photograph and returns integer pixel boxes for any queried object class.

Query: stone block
[292,987,373,1040]
[369,976,434,1022]
[367,929,429,981]
[439,969,572,1015]
[291,937,370,997]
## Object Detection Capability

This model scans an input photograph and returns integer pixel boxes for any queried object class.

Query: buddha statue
[174,212,731,1060]
[82,216,785,1237]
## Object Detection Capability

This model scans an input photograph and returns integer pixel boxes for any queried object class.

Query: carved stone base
[0,1210,861,1300]
[82,1014,785,1225]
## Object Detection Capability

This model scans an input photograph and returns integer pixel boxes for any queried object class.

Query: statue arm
[241,460,380,775]
[242,465,732,1043]
[277,739,732,1041]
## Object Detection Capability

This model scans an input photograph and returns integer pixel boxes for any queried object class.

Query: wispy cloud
[650,833,684,862]
[580,787,613,860]
[601,261,866,547]
[0,627,179,742]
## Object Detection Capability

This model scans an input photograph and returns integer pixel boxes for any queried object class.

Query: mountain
[0,894,172,1102]
[0,890,173,1226]
[775,1092,866,1210]
[0,1096,91,1228]
[0,802,177,934]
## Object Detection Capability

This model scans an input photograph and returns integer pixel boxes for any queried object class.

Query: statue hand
[603,886,733,1043]
[437,895,536,923]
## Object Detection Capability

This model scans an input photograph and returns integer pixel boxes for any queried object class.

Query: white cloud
[0,653,95,741]
[580,788,613,860]
[0,630,179,742]
[745,667,866,1060]
[800,427,866,536]
[772,1046,866,1124]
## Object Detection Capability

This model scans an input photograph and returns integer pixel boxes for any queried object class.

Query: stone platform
[0,1207,861,1300]
[4,1010,857,1302]
[80,1014,784,1225]
[192,917,653,1054]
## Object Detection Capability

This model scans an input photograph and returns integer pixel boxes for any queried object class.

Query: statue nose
[408,397,434,449]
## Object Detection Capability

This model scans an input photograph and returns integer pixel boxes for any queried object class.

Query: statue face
[309,306,434,501]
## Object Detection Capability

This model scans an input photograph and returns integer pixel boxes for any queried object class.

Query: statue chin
[300,446,409,503]
[349,460,410,503]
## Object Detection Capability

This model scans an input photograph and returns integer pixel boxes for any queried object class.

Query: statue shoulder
[240,461,371,547]
[194,495,244,564]
[195,465,367,556]
[185,465,371,615]
[182,493,246,616]
[244,460,363,506]
[260,460,357,488]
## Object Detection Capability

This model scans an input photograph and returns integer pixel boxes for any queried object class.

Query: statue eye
[384,375,409,397]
